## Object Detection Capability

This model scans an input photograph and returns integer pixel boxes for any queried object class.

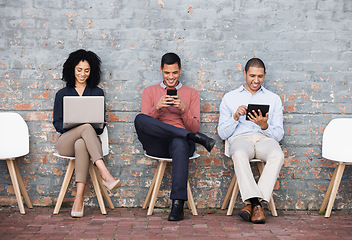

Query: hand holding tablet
[246,104,270,121]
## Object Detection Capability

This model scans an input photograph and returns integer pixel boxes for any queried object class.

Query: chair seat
[142,152,199,216]
[53,152,75,160]
[144,152,200,162]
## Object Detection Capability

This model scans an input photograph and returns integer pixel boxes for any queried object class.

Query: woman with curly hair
[53,49,120,218]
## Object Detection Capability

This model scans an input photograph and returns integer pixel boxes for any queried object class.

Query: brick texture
[0,0,351,210]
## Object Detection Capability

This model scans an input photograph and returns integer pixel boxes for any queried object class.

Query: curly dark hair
[62,49,102,88]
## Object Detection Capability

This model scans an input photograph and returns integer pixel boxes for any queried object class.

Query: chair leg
[53,160,75,215]
[268,196,278,217]
[6,159,25,214]
[187,180,198,216]
[256,161,278,216]
[94,165,114,210]
[89,163,107,215]
[143,162,161,209]
[319,167,338,214]
[14,160,33,209]
[227,179,239,216]
[325,164,345,218]
[147,161,166,216]
[221,174,237,210]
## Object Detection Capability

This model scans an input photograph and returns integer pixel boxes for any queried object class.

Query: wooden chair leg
[143,162,161,209]
[147,161,166,216]
[6,159,25,214]
[325,164,345,218]
[94,165,114,210]
[14,160,33,209]
[268,195,278,217]
[187,180,198,216]
[221,174,237,210]
[53,160,75,214]
[319,167,338,214]
[227,179,239,216]
[89,163,107,215]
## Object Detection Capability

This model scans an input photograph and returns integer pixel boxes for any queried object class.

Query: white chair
[53,127,114,215]
[0,112,33,214]
[319,118,352,218]
[142,152,200,216]
[221,140,277,216]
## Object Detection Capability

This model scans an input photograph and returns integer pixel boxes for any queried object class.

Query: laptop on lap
[63,96,104,129]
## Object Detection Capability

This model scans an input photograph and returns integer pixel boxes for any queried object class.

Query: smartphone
[167,89,177,96]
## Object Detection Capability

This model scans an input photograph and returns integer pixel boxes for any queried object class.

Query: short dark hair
[244,58,266,73]
[62,49,102,88]
[161,52,181,69]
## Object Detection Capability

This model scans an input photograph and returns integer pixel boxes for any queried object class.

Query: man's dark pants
[134,113,195,200]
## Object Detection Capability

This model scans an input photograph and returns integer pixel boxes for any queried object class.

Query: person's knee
[134,113,147,123]
[231,150,250,162]
[267,150,284,166]
[74,138,87,152]
[80,123,95,133]
[134,113,147,129]
[275,151,285,165]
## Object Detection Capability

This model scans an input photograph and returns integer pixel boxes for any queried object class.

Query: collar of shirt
[160,82,183,90]
[239,84,266,94]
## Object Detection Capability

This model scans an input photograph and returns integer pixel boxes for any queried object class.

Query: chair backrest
[98,126,109,157]
[322,118,352,163]
[0,112,29,159]
[224,139,230,157]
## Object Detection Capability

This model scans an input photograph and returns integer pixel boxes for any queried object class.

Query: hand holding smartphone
[166,89,177,105]
[167,89,177,96]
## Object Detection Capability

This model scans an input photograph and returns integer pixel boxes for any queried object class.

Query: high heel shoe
[102,179,121,191]
[71,205,84,218]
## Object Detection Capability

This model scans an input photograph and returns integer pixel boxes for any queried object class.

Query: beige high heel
[102,179,121,191]
[71,205,84,218]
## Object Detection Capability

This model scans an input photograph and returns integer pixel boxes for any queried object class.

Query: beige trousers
[229,133,284,203]
[56,124,103,183]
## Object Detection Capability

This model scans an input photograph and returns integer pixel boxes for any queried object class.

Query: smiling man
[218,58,284,224]
[134,52,215,221]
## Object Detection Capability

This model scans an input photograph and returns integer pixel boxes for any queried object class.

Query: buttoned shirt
[218,85,284,142]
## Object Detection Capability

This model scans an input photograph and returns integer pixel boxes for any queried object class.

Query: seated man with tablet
[217,58,284,224]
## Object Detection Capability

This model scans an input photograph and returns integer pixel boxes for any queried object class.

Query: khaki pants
[56,124,103,183]
[229,133,284,203]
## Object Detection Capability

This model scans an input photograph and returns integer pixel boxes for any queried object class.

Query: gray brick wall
[0,0,351,210]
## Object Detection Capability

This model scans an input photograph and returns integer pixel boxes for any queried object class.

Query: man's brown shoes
[238,204,252,222]
[251,205,265,224]
[239,204,265,224]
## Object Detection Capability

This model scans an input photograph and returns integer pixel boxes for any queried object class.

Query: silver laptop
[63,96,104,129]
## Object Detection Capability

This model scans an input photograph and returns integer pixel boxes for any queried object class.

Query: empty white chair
[53,127,114,215]
[142,152,200,216]
[221,140,277,216]
[0,112,33,214]
[319,118,352,217]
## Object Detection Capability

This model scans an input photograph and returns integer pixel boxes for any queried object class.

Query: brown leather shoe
[251,205,265,224]
[238,204,252,222]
